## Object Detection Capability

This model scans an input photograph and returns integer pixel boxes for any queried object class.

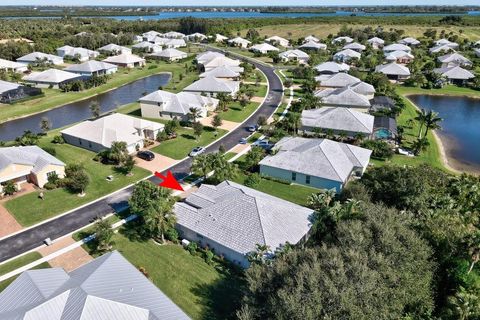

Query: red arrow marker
[154,170,184,191]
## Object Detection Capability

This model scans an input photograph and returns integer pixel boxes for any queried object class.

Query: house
[315,87,372,112]
[149,48,188,62]
[438,52,472,68]
[434,38,459,49]
[163,31,186,39]
[265,36,290,47]
[183,76,240,97]
[304,35,320,43]
[384,50,415,64]
[333,49,361,63]
[399,37,420,46]
[63,60,118,77]
[279,49,309,64]
[16,52,63,66]
[250,43,279,54]
[433,66,475,85]
[369,96,396,113]
[196,51,225,65]
[61,113,164,154]
[0,58,28,73]
[342,42,366,52]
[140,90,218,121]
[197,53,242,72]
[301,107,374,137]
[259,137,372,192]
[56,46,99,62]
[228,37,251,48]
[102,53,146,68]
[367,37,385,49]
[332,36,353,44]
[23,69,83,88]
[316,72,361,88]
[185,32,207,42]
[155,38,187,48]
[375,62,411,81]
[373,116,397,140]
[200,65,241,80]
[314,61,350,74]
[383,43,412,54]
[142,30,163,42]
[0,80,41,103]
[475,48,480,58]
[98,44,132,55]
[0,251,189,320]
[429,44,456,54]
[132,41,163,53]
[0,146,65,192]
[175,180,314,268]
[350,81,376,99]
[215,34,229,42]
[299,41,327,51]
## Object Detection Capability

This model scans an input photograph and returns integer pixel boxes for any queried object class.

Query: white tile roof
[304,35,320,43]
[175,180,314,256]
[384,50,414,60]
[265,36,289,45]
[102,53,145,65]
[228,37,251,46]
[342,42,366,51]
[333,48,361,60]
[0,58,27,70]
[196,51,225,64]
[302,107,374,134]
[332,36,353,44]
[314,61,350,73]
[260,137,371,183]
[56,46,99,59]
[250,43,279,52]
[132,41,162,52]
[0,146,64,178]
[183,76,240,94]
[383,43,411,52]
[435,38,459,48]
[375,62,411,76]
[399,37,420,45]
[368,37,385,45]
[279,49,309,60]
[23,69,81,84]
[429,44,456,54]
[438,52,472,65]
[140,90,218,115]
[98,44,131,54]
[17,52,63,64]
[316,72,361,87]
[199,65,240,78]
[315,87,371,107]
[64,60,117,73]
[299,41,327,50]
[350,81,376,95]
[163,31,186,39]
[149,48,187,59]
[0,251,189,320]
[0,80,21,94]
[434,66,475,80]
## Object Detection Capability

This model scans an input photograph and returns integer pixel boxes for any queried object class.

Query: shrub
[43,182,57,190]
[245,173,261,187]
[148,64,157,69]
[42,146,56,156]
[361,140,394,160]
[52,135,65,144]
[1,180,17,195]
[165,228,179,243]
[204,249,214,265]
[186,241,198,255]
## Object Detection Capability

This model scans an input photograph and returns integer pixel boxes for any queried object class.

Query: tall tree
[192,122,203,141]
[93,218,114,253]
[90,102,100,118]
[39,117,51,133]
[423,109,442,138]
[415,108,428,138]
[188,107,202,123]
[211,114,223,131]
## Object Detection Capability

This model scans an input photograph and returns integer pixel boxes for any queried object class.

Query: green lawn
[5,132,150,226]
[0,60,195,123]
[253,84,268,98]
[397,85,480,98]
[0,252,50,292]
[221,102,260,123]
[86,231,243,319]
[151,126,227,160]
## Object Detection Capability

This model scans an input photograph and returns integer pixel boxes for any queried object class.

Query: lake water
[0,73,171,141]
[408,94,480,174]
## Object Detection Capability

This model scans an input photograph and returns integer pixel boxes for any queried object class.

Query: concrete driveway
[135,152,179,174]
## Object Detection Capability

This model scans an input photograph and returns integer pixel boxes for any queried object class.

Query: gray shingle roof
[315,87,371,107]
[433,66,475,80]
[316,72,360,87]
[301,107,374,134]
[0,251,189,320]
[183,76,239,94]
[437,52,472,66]
[350,81,376,95]
[259,137,371,183]
[175,181,314,256]
[375,62,411,76]
[199,65,240,78]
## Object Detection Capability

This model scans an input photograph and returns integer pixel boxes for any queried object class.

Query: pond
[408,94,480,174]
[0,73,171,141]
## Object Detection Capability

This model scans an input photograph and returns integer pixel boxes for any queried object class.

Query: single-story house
[163,31,186,39]
[0,146,65,192]
[197,54,242,73]
[367,37,385,49]
[342,42,366,52]
[301,106,374,137]
[369,96,396,113]
[265,36,290,47]
[142,30,164,42]
[332,36,353,44]
[0,58,28,73]
[279,49,309,64]
[183,76,240,97]
[23,69,83,88]
[215,34,229,43]
[350,81,376,99]
[155,38,187,48]
[315,87,372,112]
[175,180,314,268]
[438,52,472,68]
[56,46,99,62]
[63,60,118,77]
[148,48,188,62]
[315,72,361,88]
[429,44,456,54]
[196,51,225,65]
[16,52,63,66]
[132,41,163,53]
[434,38,459,49]
[250,43,279,54]
[0,251,189,320]
[0,80,41,103]
[333,49,361,63]
[385,50,415,64]
[259,137,372,192]
[299,41,327,51]
[140,90,219,121]
[375,62,411,81]
[383,43,412,54]
[228,37,251,48]
[399,37,420,46]
[102,53,146,68]
[185,32,207,42]
[98,44,132,55]
[304,35,320,43]
[314,61,350,74]
[373,116,397,140]
[61,113,164,154]
[433,66,475,85]
[199,65,241,80]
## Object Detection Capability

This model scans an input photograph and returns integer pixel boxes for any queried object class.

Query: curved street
[0,54,284,262]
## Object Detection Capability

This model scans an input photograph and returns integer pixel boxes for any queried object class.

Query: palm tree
[415,108,428,138]
[423,110,442,138]
[286,112,301,135]
[144,199,176,244]
[188,107,202,123]
[216,92,231,112]
[191,153,213,179]
[411,137,430,156]
[90,102,100,118]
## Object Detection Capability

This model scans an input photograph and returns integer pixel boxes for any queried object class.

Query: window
[159,112,163,117]
[306,175,311,185]
[46,171,56,178]
[88,142,92,148]
[291,172,296,181]
[78,138,82,145]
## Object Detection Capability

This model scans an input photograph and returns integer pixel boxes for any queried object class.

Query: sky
[2,1,479,6]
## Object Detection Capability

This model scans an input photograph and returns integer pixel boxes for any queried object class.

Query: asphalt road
[0,53,283,262]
